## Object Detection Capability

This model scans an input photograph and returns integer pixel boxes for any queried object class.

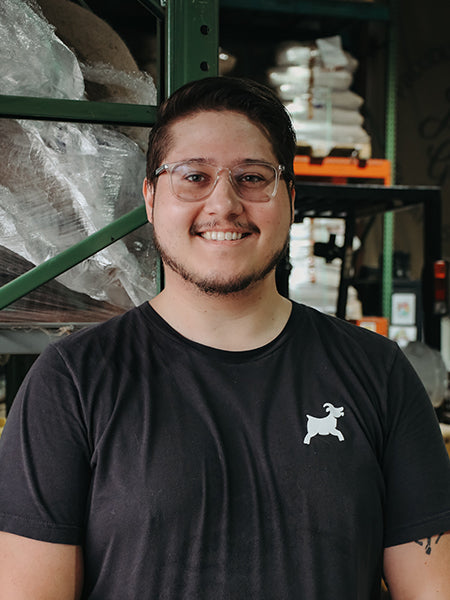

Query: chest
[86,354,386,536]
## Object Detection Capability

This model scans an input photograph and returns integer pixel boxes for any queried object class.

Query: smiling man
[0,77,450,599]
[142,104,295,349]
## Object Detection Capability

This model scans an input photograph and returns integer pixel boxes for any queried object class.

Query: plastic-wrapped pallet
[0,0,158,322]
[267,36,371,158]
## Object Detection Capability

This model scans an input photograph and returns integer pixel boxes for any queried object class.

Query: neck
[149,272,292,351]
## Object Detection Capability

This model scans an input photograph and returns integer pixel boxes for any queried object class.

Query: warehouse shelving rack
[292,183,442,348]
[0,0,417,355]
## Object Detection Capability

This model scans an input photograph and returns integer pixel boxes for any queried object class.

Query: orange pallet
[294,156,391,186]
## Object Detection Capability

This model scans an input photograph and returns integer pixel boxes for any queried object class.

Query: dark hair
[146,76,297,192]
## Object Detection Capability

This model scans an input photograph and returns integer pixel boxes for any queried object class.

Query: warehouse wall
[396,0,450,264]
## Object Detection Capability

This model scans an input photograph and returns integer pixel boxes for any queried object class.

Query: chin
[192,274,258,296]
[156,234,289,297]
[180,261,279,296]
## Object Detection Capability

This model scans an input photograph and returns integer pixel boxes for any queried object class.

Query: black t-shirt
[1,301,450,599]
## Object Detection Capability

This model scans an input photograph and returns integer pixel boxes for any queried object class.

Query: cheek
[152,201,199,237]
[259,205,292,234]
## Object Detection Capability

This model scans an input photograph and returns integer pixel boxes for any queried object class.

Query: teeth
[201,231,243,241]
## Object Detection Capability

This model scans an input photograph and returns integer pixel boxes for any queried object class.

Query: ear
[143,178,155,224]
[290,185,296,225]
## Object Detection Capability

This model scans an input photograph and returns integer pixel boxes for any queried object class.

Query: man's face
[143,110,295,296]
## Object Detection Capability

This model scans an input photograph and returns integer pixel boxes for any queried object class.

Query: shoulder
[288,302,420,407]
[31,303,156,380]
[49,302,152,356]
[14,303,160,418]
[291,301,399,366]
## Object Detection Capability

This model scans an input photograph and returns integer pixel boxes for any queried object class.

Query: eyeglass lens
[169,162,278,202]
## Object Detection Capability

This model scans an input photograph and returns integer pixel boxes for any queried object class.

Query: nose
[202,168,244,217]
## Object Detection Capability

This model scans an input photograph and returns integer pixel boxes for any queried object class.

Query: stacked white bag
[267,36,371,158]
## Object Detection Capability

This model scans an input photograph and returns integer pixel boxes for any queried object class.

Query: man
[0,76,450,599]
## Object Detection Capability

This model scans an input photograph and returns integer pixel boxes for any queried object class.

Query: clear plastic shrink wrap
[268,36,371,157]
[0,0,158,322]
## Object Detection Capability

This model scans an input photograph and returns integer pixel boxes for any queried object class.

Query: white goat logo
[303,403,345,445]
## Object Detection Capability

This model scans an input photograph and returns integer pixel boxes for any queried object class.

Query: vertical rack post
[165,0,219,97]
[382,0,398,320]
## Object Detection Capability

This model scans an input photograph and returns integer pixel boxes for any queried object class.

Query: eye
[184,172,209,184]
[239,172,265,184]
[173,162,213,186]
[234,165,274,186]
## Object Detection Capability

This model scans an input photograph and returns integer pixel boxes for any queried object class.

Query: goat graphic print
[303,402,345,445]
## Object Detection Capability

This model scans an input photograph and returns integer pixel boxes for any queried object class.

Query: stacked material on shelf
[0,0,158,322]
[267,36,371,158]
[37,0,155,152]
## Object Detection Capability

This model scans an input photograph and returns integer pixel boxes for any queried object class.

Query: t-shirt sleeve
[382,346,450,547]
[0,344,91,544]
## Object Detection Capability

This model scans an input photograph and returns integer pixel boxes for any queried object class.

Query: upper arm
[384,531,450,599]
[0,531,83,600]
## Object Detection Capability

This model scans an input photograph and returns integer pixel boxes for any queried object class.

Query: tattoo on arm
[414,533,443,555]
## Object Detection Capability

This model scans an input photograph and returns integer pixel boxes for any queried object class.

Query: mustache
[190,220,260,235]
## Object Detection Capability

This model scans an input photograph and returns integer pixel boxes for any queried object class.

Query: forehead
[163,110,277,164]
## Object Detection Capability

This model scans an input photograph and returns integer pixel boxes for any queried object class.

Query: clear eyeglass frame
[153,160,285,202]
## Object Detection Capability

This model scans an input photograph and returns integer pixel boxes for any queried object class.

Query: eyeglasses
[153,160,285,202]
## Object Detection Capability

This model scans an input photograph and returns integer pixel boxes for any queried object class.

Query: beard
[153,228,290,296]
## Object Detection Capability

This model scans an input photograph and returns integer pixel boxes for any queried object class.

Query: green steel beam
[0,206,148,311]
[165,0,219,96]
[0,96,157,126]
[220,0,390,21]
[382,0,398,320]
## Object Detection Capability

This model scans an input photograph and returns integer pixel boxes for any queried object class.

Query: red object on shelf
[433,260,448,314]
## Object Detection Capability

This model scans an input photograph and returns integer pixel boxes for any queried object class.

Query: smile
[200,231,246,241]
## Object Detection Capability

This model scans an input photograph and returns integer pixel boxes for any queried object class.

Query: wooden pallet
[296,141,372,160]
